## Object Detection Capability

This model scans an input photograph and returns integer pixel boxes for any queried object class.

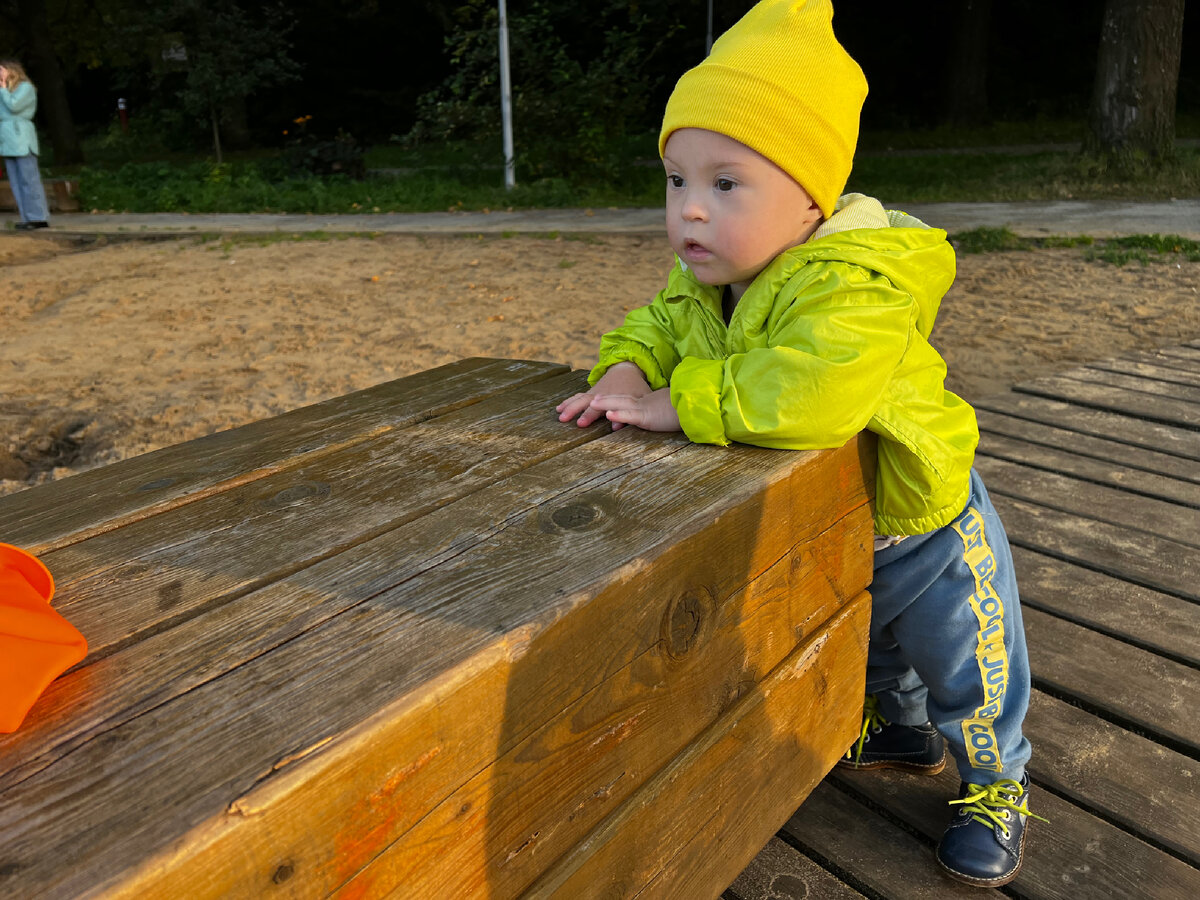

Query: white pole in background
[498,0,516,190]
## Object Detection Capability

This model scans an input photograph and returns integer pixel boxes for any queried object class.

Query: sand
[2,230,1199,496]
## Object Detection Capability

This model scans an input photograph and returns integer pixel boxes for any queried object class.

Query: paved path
[10,198,1200,239]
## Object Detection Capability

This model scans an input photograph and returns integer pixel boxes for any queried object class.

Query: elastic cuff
[670,357,728,446]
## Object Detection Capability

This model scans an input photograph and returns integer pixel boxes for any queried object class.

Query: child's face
[663,128,823,300]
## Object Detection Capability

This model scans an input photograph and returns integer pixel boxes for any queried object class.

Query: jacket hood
[668,193,956,339]
[783,193,956,338]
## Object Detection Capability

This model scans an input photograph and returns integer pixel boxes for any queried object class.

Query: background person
[0,59,49,230]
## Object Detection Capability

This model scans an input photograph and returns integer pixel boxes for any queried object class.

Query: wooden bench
[0,358,875,898]
[0,176,80,213]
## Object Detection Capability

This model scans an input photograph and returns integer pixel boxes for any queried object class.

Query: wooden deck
[727,341,1200,900]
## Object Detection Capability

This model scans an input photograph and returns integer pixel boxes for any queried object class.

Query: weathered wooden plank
[1060,365,1200,405]
[976,409,1200,486]
[1015,374,1200,430]
[1089,356,1200,390]
[0,357,570,553]
[1025,691,1200,866]
[1011,546,1200,666]
[324,526,872,899]
[0,433,874,899]
[1121,350,1200,382]
[725,836,867,900]
[1157,345,1200,362]
[780,781,989,899]
[829,767,1200,900]
[0,388,672,791]
[990,495,1200,602]
[1024,607,1198,752]
[975,393,1200,461]
[30,371,605,661]
[520,597,870,900]
[2,425,866,778]
[974,456,1200,544]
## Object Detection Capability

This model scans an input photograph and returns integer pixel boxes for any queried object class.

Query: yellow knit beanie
[658,0,867,219]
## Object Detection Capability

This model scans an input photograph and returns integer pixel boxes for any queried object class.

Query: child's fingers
[574,405,606,427]
[604,408,643,428]
[595,396,645,428]
[556,392,593,421]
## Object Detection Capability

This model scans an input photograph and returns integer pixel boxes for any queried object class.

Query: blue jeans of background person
[867,469,1032,786]
[5,154,49,224]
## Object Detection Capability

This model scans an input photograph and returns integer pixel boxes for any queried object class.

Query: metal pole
[706,0,713,54]
[498,0,516,190]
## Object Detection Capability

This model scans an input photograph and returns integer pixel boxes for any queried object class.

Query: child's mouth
[683,239,712,262]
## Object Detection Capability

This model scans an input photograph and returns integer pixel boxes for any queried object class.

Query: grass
[849,148,1200,202]
[193,230,383,254]
[950,227,1200,265]
[46,118,1200,214]
[67,158,664,214]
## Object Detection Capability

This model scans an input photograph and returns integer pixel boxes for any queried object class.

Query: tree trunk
[1086,0,1185,163]
[210,104,223,163]
[15,0,83,165]
[220,96,251,150]
[943,0,993,125]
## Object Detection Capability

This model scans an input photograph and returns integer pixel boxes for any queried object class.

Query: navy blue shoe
[837,694,946,774]
[937,776,1044,887]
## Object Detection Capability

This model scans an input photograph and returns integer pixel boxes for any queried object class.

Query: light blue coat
[0,82,40,157]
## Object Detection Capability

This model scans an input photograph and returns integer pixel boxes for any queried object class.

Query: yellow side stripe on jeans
[953,507,1008,774]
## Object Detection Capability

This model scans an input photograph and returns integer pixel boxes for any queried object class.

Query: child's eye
[715,178,735,192]
[667,174,684,188]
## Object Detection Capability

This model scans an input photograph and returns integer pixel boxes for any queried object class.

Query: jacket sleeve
[587,289,682,390]
[0,84,36,119]
[670,269,916,448]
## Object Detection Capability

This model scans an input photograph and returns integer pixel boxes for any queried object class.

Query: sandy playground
[2,229,1199,496]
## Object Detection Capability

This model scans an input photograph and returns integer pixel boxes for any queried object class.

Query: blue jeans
[867,469,1032,785]
[5,154,49,223]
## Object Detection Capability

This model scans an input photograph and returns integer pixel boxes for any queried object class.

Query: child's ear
[803,195,823,226]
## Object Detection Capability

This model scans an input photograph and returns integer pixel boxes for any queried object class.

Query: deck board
[731,343,1200,898]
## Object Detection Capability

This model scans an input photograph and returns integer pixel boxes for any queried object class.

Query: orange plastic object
[0,543,88,733]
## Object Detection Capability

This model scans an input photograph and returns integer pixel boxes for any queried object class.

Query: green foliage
[282,118,366,179]
[949,228,1199,267]
[408,0,680,180]
[851,148,1200,202]
[72,156,663,213]
[128,0,301,158]
[1084,234,1200,266]
[161,2,298,112]
[68,133,1200,215]
[950,228,1033,254]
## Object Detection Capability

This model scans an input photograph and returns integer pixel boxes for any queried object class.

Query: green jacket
[0,82,39,157]
[588,193,978,536]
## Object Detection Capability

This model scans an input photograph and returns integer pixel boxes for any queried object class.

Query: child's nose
[681,192,707,221]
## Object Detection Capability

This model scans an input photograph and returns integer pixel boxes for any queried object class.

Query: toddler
[556,0,1039,888]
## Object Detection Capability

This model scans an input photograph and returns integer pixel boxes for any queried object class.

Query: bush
[283,131,366,180]
[408,0,681,180]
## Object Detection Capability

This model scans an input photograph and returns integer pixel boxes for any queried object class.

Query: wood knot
[259,480,331,510]
[135,476,176,493]
[661,587,715,660]
[550,503,597,530]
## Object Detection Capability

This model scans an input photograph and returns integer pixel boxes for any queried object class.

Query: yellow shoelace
[950,779,1049,837]
[846,694,887,762]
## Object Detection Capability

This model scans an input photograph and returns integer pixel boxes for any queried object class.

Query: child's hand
[588,388,681,432]
[556,362,650,429]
